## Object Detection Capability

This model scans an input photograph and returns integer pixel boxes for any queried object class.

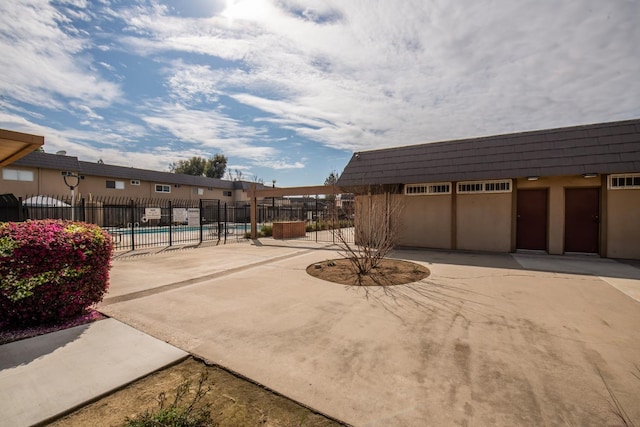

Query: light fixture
[526,176,539,181]
[582,173,598,178]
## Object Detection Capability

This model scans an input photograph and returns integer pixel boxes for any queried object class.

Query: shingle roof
[12,151,81,171]
[78,160,235,189]
[12,152,236,189]
[337,118,640,187]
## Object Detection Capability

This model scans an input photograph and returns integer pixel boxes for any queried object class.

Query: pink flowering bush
[0,220,113,326]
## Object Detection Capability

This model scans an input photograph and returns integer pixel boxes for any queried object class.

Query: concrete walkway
[98,241,640,426]
[0,318,187,427]
[2,240,639,426]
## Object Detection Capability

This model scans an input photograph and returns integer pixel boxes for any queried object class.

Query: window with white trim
[223,190,232,197]
[130,179,140,185]
[155,184,171,193]
[106,180,125,190]
[457,179,512,194]
[458,182,483,193]
[193,187,204,195]
[405,182,452,195]
[2,168,34,182]
[609,174,640,189]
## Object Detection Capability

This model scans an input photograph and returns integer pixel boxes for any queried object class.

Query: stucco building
[1,150,265,205]
[338,118,640,260]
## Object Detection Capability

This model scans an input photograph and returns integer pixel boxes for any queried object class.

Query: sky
[1,0,639,187]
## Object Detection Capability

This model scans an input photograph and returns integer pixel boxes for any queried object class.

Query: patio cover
[0,129,44,167]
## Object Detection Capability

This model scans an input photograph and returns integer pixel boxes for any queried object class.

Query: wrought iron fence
[0,193,355,250]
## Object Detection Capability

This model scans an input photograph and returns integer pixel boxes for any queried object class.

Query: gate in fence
[93,198,250,251]
[1,191,355,251]
[2,195,249,251]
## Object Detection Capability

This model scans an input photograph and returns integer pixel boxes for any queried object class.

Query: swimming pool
[107,223,249,235]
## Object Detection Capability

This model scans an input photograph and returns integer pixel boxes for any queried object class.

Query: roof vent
[55,150,67,156]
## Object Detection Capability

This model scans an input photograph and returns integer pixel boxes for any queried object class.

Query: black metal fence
[1,194,355,251]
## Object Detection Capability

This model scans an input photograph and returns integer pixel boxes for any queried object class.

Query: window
[2,168,34,182]
[458,182,484,193]
[130,180,140,186]
[106,180,125,190]
[405,182,451,195]
[223,191,232,197]
[155,184,171,193]
[193,187,204,195]
[457,180,512,194]
[484,181,511,192]
[609,174,640,189]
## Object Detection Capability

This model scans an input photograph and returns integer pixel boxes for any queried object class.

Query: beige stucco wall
[1,166,40,195]
[516,176,601,255]
[456,193,512,252]
[349,175,640,260]
[1,167,236,204]
[606,187,640,259]
[398,194,452,248]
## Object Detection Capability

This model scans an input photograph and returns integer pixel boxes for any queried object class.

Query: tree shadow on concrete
[344,275,495,323]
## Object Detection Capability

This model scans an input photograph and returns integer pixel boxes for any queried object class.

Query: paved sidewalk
[99,242,640,426]
[0,318,187,427]
[3,240,639,426]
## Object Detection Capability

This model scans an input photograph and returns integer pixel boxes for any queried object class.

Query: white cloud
[140,102,276,160]
[0,0,121,109]
[1,0,638,186]
[118,0,640,153]
[269,160,305,170]
[75,105,104,120]
[0,110,173,171]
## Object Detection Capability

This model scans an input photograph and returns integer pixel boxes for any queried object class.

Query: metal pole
[217,200,221,242]
[63,173,80,222]
[224,202,228,244]
[130,199,135,251]
[199,199,203,244]
[71,188,75,221]
[169,200,173,247]
[272,180,276,221]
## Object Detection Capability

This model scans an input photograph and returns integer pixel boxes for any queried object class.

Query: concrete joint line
[101,247,319,306]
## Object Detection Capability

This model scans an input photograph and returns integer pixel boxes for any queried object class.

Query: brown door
[516,189,548,250]
[564,188,600,253]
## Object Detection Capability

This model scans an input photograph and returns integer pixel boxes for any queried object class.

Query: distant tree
[205,153,227,179]
[170,156,206,176]
[171,154,227,178]
[251,174,264,184]
[324,171,339,186]
[228,169,244,181]
[324,171,340,202]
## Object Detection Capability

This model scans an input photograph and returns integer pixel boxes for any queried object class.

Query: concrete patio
[96,240,640,426]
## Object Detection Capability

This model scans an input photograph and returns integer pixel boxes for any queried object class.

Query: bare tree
[228,169,244,181]
[334,188,404,280]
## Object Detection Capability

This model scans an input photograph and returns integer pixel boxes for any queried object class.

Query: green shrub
[0,220,113,326]
[305,220,355,231]
[260,225,272,237]
[242,225,274,238]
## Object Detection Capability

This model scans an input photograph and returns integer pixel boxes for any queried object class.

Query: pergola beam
[248,184,344,239]
[0,129,44,167]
